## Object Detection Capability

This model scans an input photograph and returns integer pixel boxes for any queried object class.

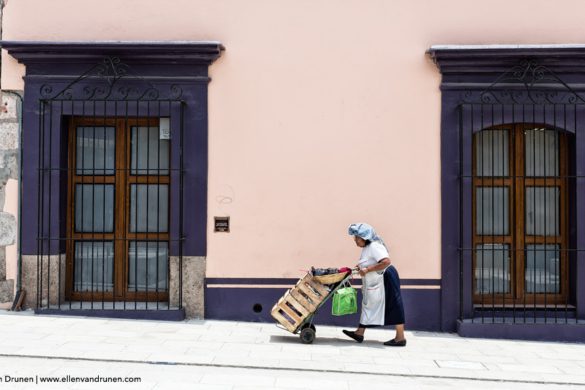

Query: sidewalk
[0,310,584,389]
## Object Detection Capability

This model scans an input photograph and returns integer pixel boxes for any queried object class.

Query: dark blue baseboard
[457,320,585,343]
[35,309,186,321]
[204,287,441,331]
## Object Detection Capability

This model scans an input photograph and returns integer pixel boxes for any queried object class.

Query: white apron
[360,268,386,325]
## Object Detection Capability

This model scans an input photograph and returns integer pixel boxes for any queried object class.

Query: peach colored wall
[3,0,585,280]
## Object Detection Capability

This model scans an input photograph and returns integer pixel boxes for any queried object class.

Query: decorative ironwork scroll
[461,60,585,104]
[40,56,183,101]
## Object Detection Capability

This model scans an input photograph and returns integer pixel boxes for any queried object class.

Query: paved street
[0,311,584,389]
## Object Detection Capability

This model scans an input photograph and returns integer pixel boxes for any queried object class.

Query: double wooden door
[473,124,569,305]
[66,117,170,301]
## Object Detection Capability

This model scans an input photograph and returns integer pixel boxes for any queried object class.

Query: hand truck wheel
[301,322,316,332]
[300,325,316,344]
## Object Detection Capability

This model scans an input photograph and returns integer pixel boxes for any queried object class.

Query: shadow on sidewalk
[269,335,386,348]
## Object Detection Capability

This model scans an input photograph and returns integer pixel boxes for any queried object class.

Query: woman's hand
[358,267,368,277]
[358,258,390,277]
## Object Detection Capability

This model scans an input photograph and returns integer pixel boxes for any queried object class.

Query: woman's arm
[359,258,390,277]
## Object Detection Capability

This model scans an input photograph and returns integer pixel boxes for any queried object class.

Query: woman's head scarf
[348,223,387,249]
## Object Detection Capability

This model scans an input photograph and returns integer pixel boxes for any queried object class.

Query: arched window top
[474,124,567,179]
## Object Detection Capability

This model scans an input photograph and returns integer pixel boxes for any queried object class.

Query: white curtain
[128,242,169,291]
[525,129,559,177]
[131,126,170,175]
[75,185,115,232]
[130,185,168,233]
[76,127,116,175]
[74,242,114,292]
[476,129,509,177]
[475,244,510,294]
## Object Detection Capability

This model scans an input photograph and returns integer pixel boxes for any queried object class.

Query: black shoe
[383,338,407,347]
[342,330,364,343]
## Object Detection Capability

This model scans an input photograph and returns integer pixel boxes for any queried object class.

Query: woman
[342,223,406,346]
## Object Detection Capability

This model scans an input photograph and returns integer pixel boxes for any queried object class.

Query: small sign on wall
[160,117,171,140]
[214,216,230,232]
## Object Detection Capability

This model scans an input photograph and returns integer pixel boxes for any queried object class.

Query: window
[473,124,568,304]
[66,117,170,301]
[429,46,585,333]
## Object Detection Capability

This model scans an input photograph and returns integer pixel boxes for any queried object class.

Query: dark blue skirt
[383,265,405,325]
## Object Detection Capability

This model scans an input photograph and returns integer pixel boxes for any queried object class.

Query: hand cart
[270,270,354,344]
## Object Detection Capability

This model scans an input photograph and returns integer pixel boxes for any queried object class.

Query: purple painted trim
[1,41,224,65]
[472,309,576,319]
[428,46,585,75]
[204,286,441,331]
[576,108,585,319]
[204,278,441,286]
[4,41,224,257]
[458,320,585,343]
[34,308,185,321]
[440,92,462,332]
[431,47,585,332]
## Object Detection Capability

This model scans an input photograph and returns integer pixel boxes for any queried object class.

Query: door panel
[472,124,568,305]
[66,118,169,302]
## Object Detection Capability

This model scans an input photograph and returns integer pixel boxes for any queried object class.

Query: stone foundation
[0,245,10,304]
[21,254,66,309]
[0,279,13,303]
[169,256,206,319]
[20,254,205,317]
[0,247,5,281]
[0,91,20,305]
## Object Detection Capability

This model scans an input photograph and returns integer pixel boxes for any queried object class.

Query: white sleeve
[371,242,389,262]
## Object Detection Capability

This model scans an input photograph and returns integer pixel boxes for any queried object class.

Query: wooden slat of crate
[296,273,330,299]
[271,302,297,332]
[271,306,297,332]
[295,273,313,288]
[271,296,300,327]
[271,289,315,332]
[290,288,318,312]
[277,296,302,321]
[296,281,324,306]
[306,277,330,297]
[283,290,310,318]
[271,273,332,333]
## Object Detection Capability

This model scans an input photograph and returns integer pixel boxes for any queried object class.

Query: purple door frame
[429,46,585,334]
[2,41,224,258]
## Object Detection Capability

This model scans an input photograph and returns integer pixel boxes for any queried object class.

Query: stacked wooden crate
[271,273,330,332]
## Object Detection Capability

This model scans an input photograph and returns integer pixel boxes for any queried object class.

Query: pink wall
[3,0,585,280]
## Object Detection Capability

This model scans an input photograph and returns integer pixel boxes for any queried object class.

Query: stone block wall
[0,91,20,307]
[0,91,207,317]
[21,255,66,309]
[169,256,206,319]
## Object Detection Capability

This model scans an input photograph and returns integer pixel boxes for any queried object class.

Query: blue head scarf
[348,222,387,249]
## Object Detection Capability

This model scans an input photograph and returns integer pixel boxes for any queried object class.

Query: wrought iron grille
[35,57,186,313]
[458,60,585,324]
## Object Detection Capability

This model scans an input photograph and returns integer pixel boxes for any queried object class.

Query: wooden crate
[271,273,330,332]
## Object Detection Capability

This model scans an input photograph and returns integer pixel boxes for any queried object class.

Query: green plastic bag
[331,286,357,316]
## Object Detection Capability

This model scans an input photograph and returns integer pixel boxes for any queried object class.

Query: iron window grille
[458,60,584,324]
[35,57,186,312]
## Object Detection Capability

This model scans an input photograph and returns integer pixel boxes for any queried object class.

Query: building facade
[0,0,584,341]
